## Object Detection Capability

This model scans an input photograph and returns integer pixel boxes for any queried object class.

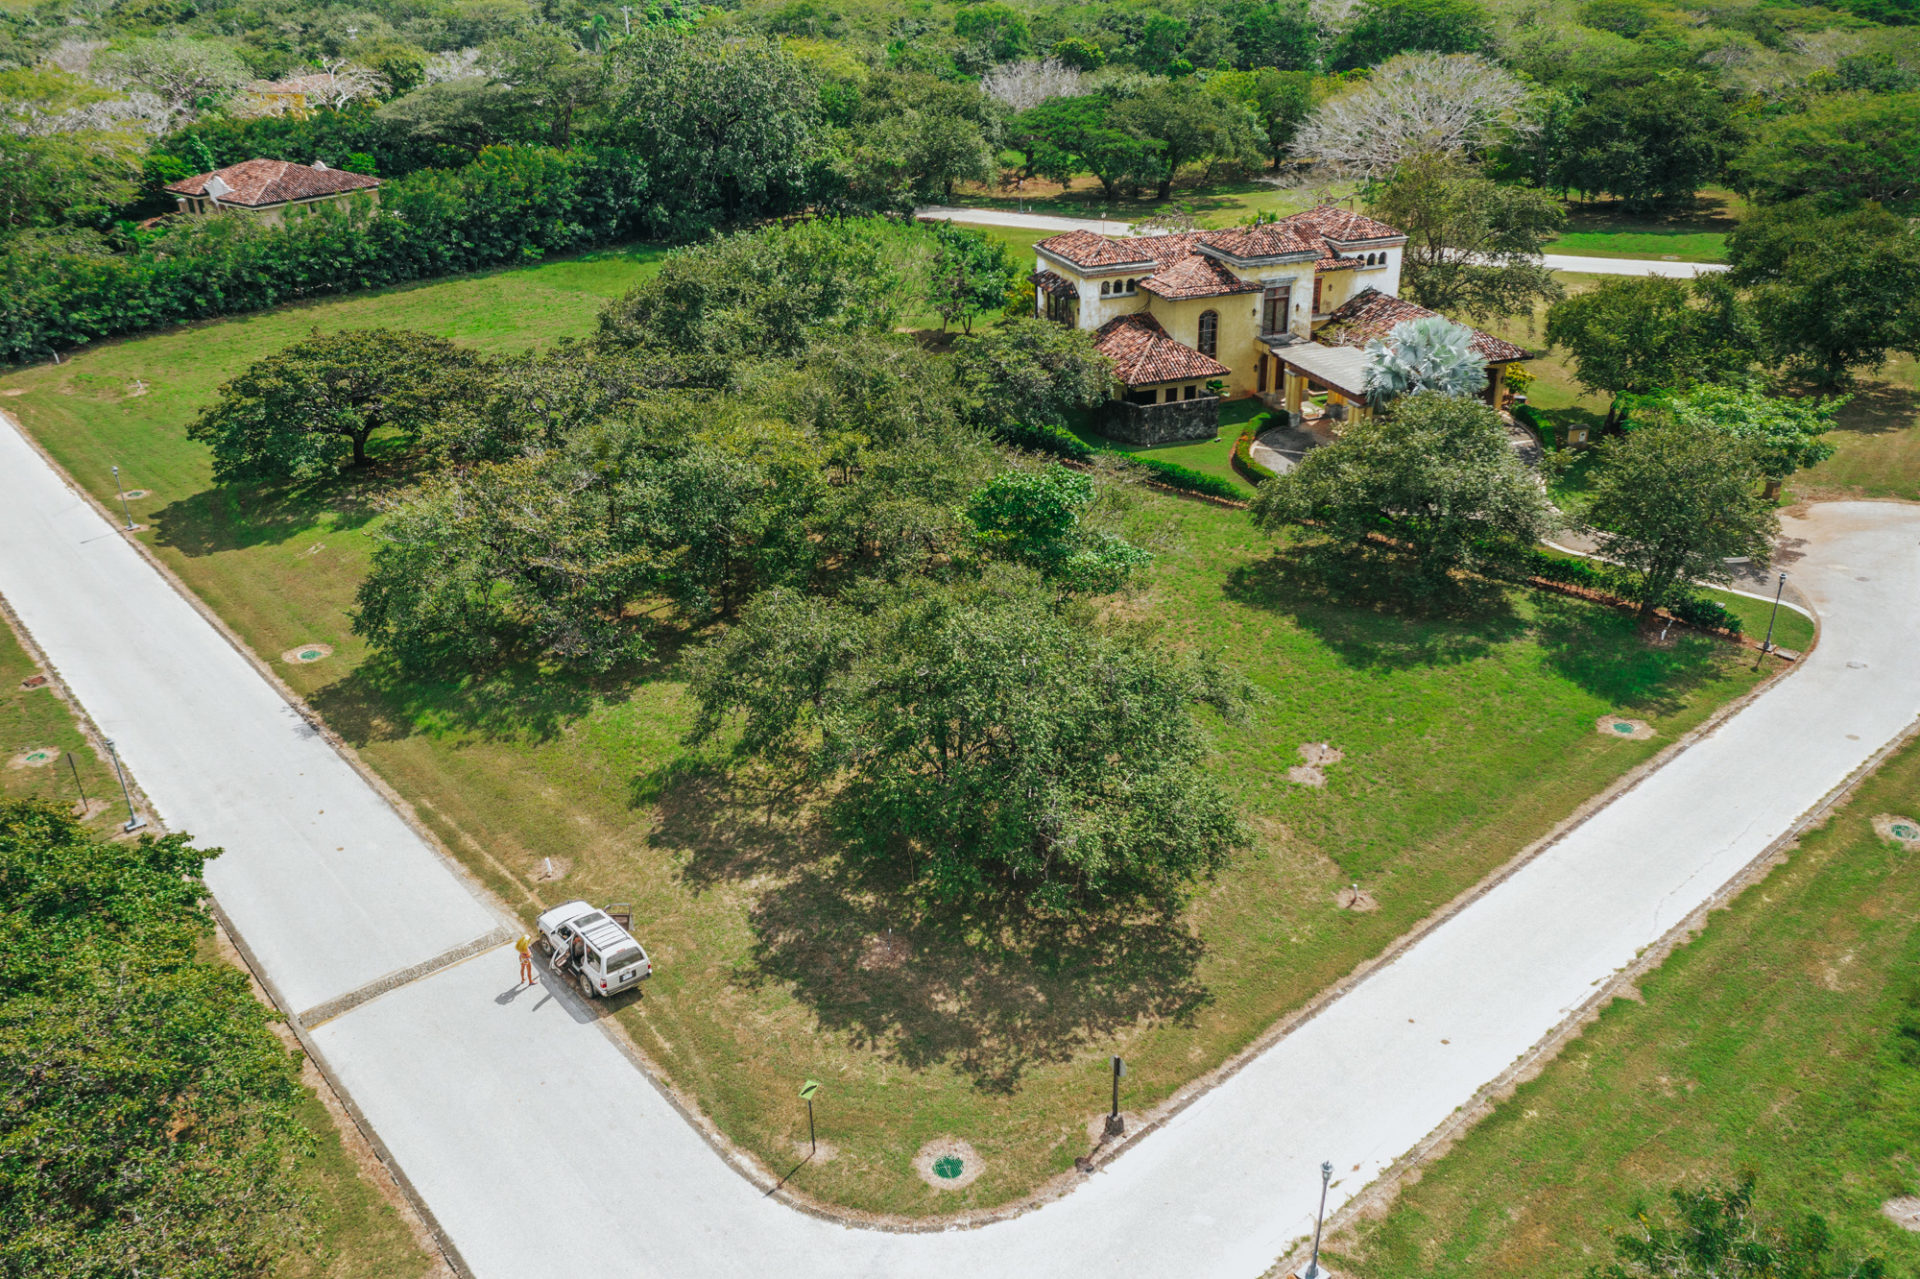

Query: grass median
[0,253,1779,1216]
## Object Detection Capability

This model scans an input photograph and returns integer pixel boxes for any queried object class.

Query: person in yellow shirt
[516,934,534,987]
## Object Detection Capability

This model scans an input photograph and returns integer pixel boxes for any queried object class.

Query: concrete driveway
[3,410,1915,1279]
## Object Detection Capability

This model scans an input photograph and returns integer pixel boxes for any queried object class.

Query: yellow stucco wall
[1035,242,1407,402]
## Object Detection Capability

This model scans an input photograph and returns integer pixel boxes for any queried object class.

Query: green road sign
[799,1079,821,1101]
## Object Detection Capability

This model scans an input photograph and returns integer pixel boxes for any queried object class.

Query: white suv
[536,900,653,999]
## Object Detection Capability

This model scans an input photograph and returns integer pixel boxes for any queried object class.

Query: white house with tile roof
[1031,206,1526,440]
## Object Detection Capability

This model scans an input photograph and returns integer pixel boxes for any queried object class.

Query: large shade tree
[1366,153,1564,322]
[1289,52,1532,178]
[1250,391,1549,592]
[188,328,482,481]
[1727,198,1920,388]
[600,29,823,234]
[0,802,314,1279]
[1555,71,1742,214]
[1585,421,1778,618]
[684,571,1248,915]
[1546,276,1745,431]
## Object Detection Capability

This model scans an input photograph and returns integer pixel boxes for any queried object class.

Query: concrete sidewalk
[3,406,1915,1279]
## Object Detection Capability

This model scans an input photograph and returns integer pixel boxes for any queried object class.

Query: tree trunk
[1603,399,1621,434]
[1157,176,1172,200]
[351,429,372,466]
[1763,477,1783,500]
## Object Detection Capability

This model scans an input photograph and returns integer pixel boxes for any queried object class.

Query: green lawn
[1797,352,1920,503]
[1544,191,1741,264]
[1543,229,1729,263]
[1338,732,1920,1279]
[0,614,120,829]
[1701,586,1815,652]
[0,253,1780,1217]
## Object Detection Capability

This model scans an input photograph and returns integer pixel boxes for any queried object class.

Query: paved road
[3,409,1916,1279]
[915,206,1729,277]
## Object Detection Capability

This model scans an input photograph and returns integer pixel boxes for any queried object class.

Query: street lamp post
[1761,571,1788,654]
[111,466,135,530]
[104,738,144,832]
[1303,1160,1333,1279]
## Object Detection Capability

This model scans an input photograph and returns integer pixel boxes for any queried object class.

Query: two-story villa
[1030,206,1526,443]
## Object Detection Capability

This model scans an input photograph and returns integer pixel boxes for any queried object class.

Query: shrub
[1232,430,1276,484]
[1000,420,1095,458]
[1118,453,1245,501]
[1669,594,1743,634]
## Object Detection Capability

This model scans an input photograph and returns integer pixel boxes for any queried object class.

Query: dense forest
[3,0,1915,241]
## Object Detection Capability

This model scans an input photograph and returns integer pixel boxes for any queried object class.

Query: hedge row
[1513,547,1742,634]
[1,145,650,364]
[1231,430,1277,484]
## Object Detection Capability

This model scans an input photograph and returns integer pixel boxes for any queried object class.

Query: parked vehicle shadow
[647,768,1209,1095]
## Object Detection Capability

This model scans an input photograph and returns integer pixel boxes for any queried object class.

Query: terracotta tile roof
[1140,251,1263,300]
[165,158,380,207]
[1317,288,1530,363]
[1031,269,1078,298]
[1284,205,1406,244]
[1315,254,1363,272]
[1195,221,1322,261]
[1094,312,1232,386]
[1035,229,1164,269]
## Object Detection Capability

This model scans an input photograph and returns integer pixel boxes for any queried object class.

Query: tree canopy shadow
[151,451,427,558]
[307,652,613,747]
[1826,380,1920,437]
[1224,542,1528,670]
[647,771,1210,1094]
[1526,593,1735,711]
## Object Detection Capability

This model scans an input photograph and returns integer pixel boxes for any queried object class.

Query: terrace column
[1284,366,1305,427]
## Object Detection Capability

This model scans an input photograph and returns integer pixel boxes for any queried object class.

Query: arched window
[1126,278,1137,294]
[1197,309,1218,356]
[1101,280,1111,295]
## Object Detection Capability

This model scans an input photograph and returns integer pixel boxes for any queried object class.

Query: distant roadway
[914,204,1731,277]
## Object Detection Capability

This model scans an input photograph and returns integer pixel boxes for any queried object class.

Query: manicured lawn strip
[0,258,1772,1216]
[277,1088,441,1279]
[1338,734,1920,1279]
[1543,230,1728,263]
[0,613,119,828]
[1699,586,1815,653]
